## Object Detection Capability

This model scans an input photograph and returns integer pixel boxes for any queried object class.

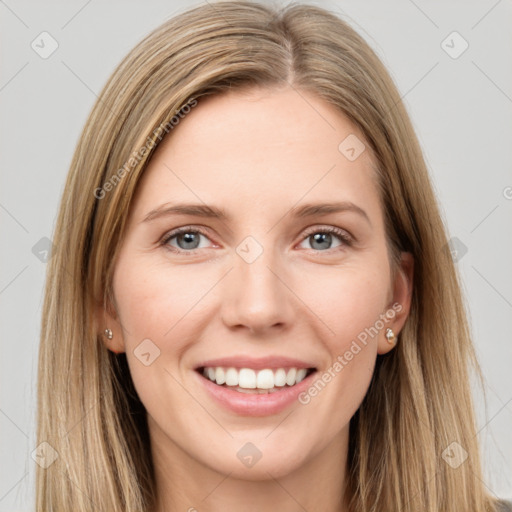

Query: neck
[150,418,350,512]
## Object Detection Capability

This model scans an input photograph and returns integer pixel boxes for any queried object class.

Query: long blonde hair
[36,1,498,510]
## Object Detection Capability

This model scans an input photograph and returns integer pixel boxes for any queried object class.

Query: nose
[221,248,295,335]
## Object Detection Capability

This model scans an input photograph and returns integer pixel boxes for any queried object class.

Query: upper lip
[195,356,317,371]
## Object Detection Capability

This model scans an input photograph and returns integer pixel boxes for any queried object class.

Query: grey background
[1,0,511,509]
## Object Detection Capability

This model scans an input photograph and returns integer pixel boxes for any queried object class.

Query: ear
[377,251,414,355]
[94,296,126,354]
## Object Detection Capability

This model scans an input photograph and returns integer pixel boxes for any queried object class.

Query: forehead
[131,87,381,223]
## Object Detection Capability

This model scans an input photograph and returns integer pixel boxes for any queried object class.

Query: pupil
[178,232,200,249]
[311,233,331,250]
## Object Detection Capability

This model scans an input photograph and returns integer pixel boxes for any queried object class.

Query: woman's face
[103,86,413,480]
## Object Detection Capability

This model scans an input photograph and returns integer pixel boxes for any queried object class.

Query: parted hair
[36,1,499,511]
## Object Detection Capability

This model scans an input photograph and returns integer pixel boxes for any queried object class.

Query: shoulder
[496,500,512,512]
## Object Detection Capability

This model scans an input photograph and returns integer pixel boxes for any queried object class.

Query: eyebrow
[142,201,371,226]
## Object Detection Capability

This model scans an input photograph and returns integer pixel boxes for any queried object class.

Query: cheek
[293,256,390,347]
[293,264,387,430]
[113,256,213,349]
[112,256,212,416]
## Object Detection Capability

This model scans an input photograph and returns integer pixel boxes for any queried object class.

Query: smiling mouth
[196,366,317,394]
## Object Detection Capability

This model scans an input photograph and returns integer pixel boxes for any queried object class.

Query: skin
[97,86,413,512]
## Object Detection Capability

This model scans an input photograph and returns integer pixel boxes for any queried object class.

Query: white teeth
[201,366,313,390]
[238,368,256,389]
[256,369,274,389]
[215,367,226,385]
[295,368,308,383]
[274,368,287,387]
[225,367,238,386]
[285,368,297,386]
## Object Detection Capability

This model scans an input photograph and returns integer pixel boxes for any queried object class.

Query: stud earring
[104,328,113,340]
[385,328,396,345]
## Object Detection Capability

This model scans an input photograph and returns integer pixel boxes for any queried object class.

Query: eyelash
[160,225,353,255]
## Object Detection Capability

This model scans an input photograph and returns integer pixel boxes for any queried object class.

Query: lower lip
[194,370,316,417]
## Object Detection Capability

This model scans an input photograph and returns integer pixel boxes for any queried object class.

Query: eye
[297,226,353,252]
[160,225,353,255]
[161,226,214,253]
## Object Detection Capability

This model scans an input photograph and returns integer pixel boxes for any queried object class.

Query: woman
[36,1,511,511]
